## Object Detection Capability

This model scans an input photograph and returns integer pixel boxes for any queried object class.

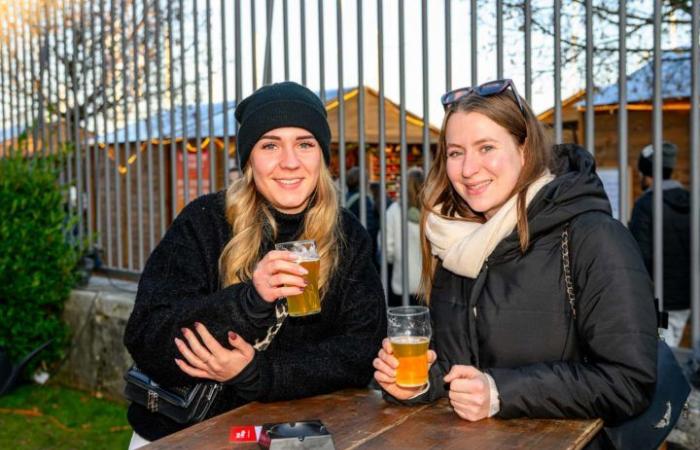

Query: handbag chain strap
[561,223,576,319]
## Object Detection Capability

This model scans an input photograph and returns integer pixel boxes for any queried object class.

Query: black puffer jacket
[415,145,657,431]
[629,183,691,311]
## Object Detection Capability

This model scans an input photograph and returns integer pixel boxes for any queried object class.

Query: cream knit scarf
[425,172,554,278]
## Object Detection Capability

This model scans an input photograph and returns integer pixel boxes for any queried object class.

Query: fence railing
[1,0,699,350]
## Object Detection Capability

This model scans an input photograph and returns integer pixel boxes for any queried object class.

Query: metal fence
[1,0,699,347]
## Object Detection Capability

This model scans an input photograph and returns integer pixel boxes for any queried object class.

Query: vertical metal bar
[585,0,594,155]
[336,0,346,204]
[283,0,289,81]
[155,0,166,236]
[470,0,477,86]
[22,1,31,157]
[421,0,430,176]
[235,0,242,169]
[652,0,663,312]
[524,0,531,103]
[193,0,203,197]
[206,0,215,193]
[496,0,503,79]
[377,0,388,302]
[445,0,451,91]
[357,0,366,227]
[262,0,273,86]
[110,0,121,268]
[62,0,71,171]
[84,0,97,248]
[221,0,230,188]
[132,0,144,269]
[618,1,628,223]
[399,0,408,306]
[53,0,63,162]
[0,16,6,154]
[73,0,84,243]
[87,0,100,250]
[168,0,177,218]
[251,0,258,91]
[690,0,700,361]
[9,9,16,156]
[78,0,94,243]
[121,0,132,270]
[39,4,49,158]
[144,0,155,257]
[318,0,325,102]
[180,0,189,206]
[101,0,113,267]
[300,0,306,85]
[553,0,562,144]
[8,11,16,156]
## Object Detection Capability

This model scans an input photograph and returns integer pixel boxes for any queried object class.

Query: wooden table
[144,389,603,450]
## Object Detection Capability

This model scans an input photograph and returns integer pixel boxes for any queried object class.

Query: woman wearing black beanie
[123,81,386,448]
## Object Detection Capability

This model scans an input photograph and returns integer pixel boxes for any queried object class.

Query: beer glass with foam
[274,240,321,317]
[387,306,431,387]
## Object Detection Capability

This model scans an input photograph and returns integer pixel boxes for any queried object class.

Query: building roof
[92,86,438,145]
[580,52,691,107]
[93,88,353,145]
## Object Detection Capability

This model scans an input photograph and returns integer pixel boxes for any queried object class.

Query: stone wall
[55,276,136,402]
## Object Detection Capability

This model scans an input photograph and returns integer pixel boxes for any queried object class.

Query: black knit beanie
[234,81,331,169]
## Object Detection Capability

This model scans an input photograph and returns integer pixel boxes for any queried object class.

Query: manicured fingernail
[228,331,237,340]
[174,337,182,345]
[299,266,308,275]
[194,322,202,328]
[174,358,181,364]
[181,328,187,335]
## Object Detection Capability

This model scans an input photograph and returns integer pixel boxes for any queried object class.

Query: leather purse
[123,364,222,424]
[560,224,691,450]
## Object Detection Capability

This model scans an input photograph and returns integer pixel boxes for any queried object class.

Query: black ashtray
[258,420,335,450]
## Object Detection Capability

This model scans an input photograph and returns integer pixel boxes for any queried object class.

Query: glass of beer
[388,306,431,388]
[274,240,321,317]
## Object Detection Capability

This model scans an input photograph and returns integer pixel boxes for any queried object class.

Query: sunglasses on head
[440,79,526,114]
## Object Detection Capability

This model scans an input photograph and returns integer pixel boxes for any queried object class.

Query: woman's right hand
[373,338,437,400]
[252,250,309,302]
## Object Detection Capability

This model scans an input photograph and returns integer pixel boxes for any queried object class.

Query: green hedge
[0,155,82,371]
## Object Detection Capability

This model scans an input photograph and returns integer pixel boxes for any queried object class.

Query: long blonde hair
[218,164,342,298]
[418,92,553,302]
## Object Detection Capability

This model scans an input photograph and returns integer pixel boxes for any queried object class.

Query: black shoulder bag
[560,224,690,450]
[124,302,289,424]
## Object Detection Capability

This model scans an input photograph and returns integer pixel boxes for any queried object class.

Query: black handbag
[561,225,691,450]
[123,365,222,424]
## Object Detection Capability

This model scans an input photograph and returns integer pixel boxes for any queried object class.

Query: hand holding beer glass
[374,306,435,399]
[274,240,321,317]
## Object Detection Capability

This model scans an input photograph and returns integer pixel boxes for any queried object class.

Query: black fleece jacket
[123,191,386,441]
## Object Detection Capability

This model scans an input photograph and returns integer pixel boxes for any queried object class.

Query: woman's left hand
[174,322,255,382]
[443,365,491,422]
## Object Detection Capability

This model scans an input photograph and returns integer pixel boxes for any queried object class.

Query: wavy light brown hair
[218,164,342,298]
[418,90,553,302]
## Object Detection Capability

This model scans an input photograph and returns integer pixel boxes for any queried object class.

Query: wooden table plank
[351,398,603,450]
[143,389,603,450]
[143,389,430,450]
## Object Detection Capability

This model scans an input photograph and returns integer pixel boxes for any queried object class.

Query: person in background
[123,81,386,448]
[382,167,424,306]
[373,79,657,449]
[346,166,380,263]
[629,142,691,347]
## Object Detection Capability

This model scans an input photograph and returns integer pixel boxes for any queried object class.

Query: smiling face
[249,127,322,214]
[445,111,525,219]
